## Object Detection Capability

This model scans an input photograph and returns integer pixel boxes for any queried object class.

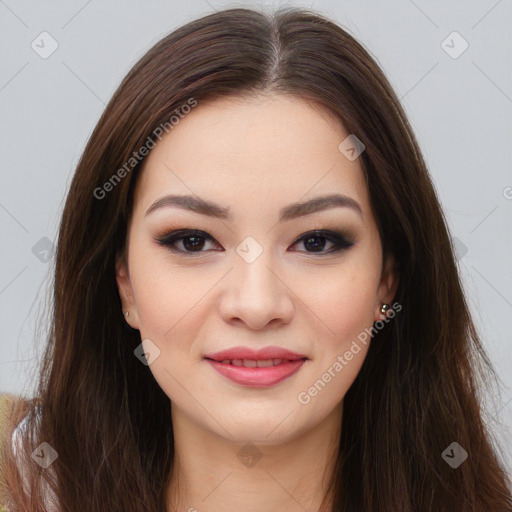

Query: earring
[380,303,390,314]
[124,311,129,318]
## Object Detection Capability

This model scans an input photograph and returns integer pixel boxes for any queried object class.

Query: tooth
[243,359,258,367]
[256,359,274,367]
[272,359,284,366]
[231,359,243,366]
[221,359,230,364]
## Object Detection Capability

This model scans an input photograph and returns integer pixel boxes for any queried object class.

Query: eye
[155,229,354,256]
[290,230,354,255]
[155,229,220,255]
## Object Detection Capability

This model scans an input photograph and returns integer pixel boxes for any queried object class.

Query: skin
[116,93,398,512]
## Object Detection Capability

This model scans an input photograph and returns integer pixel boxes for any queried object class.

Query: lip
[204,346,308,388]
[204,346,307,362]
[206,359,306,387]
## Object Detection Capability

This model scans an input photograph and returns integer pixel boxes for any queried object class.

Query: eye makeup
[154,226,356,257]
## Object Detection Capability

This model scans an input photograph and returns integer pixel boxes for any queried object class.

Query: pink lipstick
[204,346,307,388]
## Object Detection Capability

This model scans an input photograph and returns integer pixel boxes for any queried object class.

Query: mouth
[203,346,308,388]
[204,346,308,362]
[206,357,302,367]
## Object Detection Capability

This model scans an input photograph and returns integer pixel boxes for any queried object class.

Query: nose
[218,250,295,330]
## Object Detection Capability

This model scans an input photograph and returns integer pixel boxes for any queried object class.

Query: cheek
[293,271,377,422]
[127,236,209,338]
[296,257,379,404]
[123,231,217,410]
[131,263,177,335]
[308,263,379,344]
[133,273,207,352]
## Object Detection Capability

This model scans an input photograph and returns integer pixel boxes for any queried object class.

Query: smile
[204,346,308,387]
[205,358,306,387]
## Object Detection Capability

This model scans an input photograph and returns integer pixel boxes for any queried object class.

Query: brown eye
[290,230,354,255]
[156,229,220,255]
[155,228,354,257]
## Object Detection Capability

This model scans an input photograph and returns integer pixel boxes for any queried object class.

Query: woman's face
[116,93,397,444]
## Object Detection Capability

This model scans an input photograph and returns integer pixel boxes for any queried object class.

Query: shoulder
[0,393,42,509]
[0,393,17,431]
[0,394,59,511]
[0,393,43,469]
[0,393,33,451]
[0,393,32,426]
[0,393,28,509]
[0,393,26,452]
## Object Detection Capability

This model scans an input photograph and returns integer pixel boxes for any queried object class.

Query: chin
[212,412,310,445]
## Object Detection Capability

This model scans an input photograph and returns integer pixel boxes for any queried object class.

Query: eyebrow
[145,193,363,221]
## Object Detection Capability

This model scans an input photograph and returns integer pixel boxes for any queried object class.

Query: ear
[115,251,141,330]
[375,253,399,322]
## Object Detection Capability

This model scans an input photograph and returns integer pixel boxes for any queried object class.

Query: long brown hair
[1,7,510,511]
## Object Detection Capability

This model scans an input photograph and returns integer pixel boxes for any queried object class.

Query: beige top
[0,394,60,511]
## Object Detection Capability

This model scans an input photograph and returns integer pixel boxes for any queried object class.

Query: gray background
[1,0,511,473]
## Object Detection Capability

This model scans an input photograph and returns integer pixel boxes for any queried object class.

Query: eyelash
[155,228,354,256]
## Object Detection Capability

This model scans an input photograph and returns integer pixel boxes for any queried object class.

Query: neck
[166,402,342,512]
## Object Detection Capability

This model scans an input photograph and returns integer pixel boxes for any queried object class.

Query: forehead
[133,93,370,221]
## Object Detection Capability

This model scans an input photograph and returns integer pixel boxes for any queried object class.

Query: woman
[1,6,510,512]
